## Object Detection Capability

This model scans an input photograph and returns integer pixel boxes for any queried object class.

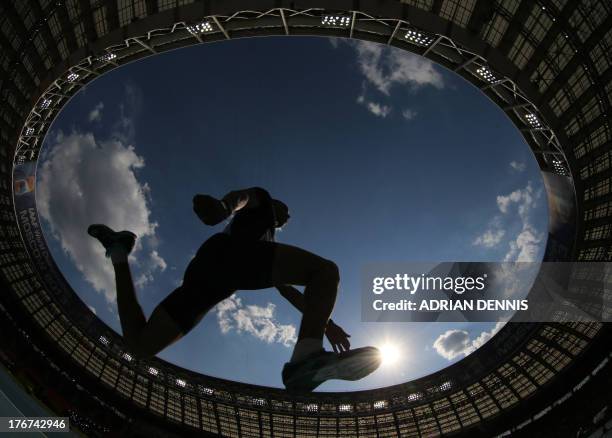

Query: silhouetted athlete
[88,187,380,391]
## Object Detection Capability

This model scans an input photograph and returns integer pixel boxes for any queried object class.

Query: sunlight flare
[379,342,402,366]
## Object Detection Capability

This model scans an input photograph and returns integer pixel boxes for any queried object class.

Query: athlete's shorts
[158,233,277,334]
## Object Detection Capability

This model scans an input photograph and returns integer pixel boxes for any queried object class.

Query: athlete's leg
[228,239,339,344]
[270,243,339,342]
[88,224,184,358]
[112,258,184,358]
[235,241,380,391]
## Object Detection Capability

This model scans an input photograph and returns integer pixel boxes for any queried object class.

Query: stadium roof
[0,1,610,436]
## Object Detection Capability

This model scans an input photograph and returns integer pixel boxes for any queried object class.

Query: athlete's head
[272,199,290,228]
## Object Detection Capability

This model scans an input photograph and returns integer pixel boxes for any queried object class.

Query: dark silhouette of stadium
[0,1,610,437]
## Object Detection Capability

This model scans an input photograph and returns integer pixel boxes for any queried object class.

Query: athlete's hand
[193,194,229,226]
[325,320,351,353]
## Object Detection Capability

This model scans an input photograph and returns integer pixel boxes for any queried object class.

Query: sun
[379,342,401,366]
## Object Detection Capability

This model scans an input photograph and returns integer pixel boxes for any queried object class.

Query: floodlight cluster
[97,53,117,62]
[40,98,52,109]
[407,392,422,401]
[187,21,214,35]
[99,335,109,346]
[25,127,34,136]
[404,29,434,46]
[67,72,79,82]
[552,160,568,175]
[374,400,388,410]
[440,381,452,391]
[148,367,159,376]
[305,403,319,412]
[321,15,351,27]
[249,397,266,407]
[476,66,497,83]
[525,113,542,129]
[339,404,353,412]
[176,379,186,387]
[200,387,214,396]
[121,352,133,362]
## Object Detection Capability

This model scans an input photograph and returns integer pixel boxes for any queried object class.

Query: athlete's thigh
[269,241,330,287]
[223,239,328,290]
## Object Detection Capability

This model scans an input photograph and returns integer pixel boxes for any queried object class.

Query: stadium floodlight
[407,392,422,401]
[339,404,353,412]
[200,386,214,395]
[67,72,79,82]
[476,66,498,83]
[305,403,318,412]
[373,400,388,410]
[25,127,34,136]
[321,15,351,27]
[440,381,452,391]
[525,113,542,129]
[148,367,159,376]
[186,21,214,35]
[97,53,117,62]
[122,352,132,362]
[249,397,266,407]
[552,160,568,175]
[176,379,186,387]
[404,29,434,46]
[40,98,52,109]
[99,335,109,346]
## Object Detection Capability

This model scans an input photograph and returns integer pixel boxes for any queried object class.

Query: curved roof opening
[37,36,548,391]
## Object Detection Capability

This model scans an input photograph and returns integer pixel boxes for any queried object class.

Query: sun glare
[379,342,401,366]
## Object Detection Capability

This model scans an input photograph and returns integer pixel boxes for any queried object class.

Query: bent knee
[317,259,340,284]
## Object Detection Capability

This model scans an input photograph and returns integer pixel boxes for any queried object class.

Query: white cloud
[356,93,391,118]
[365,101,392,118]
[216,295,297,347]
[87,305,97,315]
[88,102,104,122]
[496,183,543,262]
[402,108,417,120]
[150,250,167,271]
[509,161,526,172]
[497,186,532,214]
[433,322,505,360]
[112,83,142,144]
[349,40,444,95]
[37,130,165,304]
[335,40,441,119]
[504,226,542,262]
[473,228,505,248]
[474,182,543,261]
[328,37,339,49]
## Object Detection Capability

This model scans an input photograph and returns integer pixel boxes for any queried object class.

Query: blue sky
[37,36,548,391]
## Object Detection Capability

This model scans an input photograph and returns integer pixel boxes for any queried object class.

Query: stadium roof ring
[0,1,611,436]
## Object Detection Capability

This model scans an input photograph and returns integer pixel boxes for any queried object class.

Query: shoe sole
[284,347,381,392]
[314,347,381,383]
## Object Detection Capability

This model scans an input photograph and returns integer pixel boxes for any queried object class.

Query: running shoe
[282,346,381,392]
[87,224,136,258]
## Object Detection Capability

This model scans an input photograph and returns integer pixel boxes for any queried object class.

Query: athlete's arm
[276,285,351,353]
[192,187,269,226]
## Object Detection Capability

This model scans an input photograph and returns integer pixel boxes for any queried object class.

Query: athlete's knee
[315,259,340,285]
